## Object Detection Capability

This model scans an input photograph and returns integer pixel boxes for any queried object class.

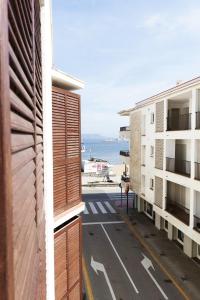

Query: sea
[82,139,129,165]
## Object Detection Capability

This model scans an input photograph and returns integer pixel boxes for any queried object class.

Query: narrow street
[82,188,183,300]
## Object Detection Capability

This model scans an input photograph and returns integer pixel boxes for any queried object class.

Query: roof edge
[52,68,85,90]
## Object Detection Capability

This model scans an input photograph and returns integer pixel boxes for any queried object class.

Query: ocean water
[82,139,129,165]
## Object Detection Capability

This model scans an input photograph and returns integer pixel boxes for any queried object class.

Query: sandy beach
[81,163,124,185]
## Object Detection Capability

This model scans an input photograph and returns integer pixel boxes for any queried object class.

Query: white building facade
[119,77,200,259]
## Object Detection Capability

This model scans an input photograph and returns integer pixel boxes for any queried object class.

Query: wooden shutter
[0,0,45,298]
[54,217,82,300]
[52,87,81,216]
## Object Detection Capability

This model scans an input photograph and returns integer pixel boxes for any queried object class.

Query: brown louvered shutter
[0,0,45,298]
[54,217,82,300]
[52,87,81,216]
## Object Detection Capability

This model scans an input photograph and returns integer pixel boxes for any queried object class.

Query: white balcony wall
[195,140,200,162]
[194,191,200,217]
[167,181,190,210]
[166,139,190,161]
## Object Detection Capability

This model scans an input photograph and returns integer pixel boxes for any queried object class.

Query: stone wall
[156,101,164,132]
[155,139,164,170]
[155,176,163,208]
[130,111,141,194]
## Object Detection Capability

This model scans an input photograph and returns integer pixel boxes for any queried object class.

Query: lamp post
[119,183,122,207]
[125,183,129,214]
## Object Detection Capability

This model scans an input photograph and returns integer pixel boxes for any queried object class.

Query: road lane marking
[82,255,95,300]
[89,202,98,214]
[104,201,116,213]
[96,202,107,214]
[84,206,89,214]
[101,224,139,294]
[91,256,116,300]
[141,254,168,300]
[121,214,190,300]
[83,221,125,225]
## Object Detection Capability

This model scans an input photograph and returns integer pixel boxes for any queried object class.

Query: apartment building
[0,1,84,299]
[119,77,200,259]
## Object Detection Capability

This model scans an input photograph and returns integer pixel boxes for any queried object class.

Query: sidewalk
[116,201,200,300]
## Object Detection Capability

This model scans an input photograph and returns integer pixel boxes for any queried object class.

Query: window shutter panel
[0,0,45,298]
[52,87,81,216]
[54,217,82,300]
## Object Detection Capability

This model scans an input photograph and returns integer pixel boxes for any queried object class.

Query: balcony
[166,157,191,177]
[194,215,200,232]
[167,113,191,131]
[196,112,200,129]
[166,200,190,225]
[120,150,130,157]
[120,126,130,132]
[120,150,130,164]
[195,162,200,180]
[119,126,130,139]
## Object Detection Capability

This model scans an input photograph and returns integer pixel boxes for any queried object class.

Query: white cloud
[140,8,200,37]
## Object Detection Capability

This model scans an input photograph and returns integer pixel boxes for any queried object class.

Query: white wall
[41,1,55,299]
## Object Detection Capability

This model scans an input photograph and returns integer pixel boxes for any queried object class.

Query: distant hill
[82,134,108,141]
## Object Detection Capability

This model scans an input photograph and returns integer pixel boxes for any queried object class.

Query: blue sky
[52,0,200,137]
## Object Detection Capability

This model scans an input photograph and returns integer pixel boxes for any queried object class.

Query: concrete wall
[155,139,164,170]
[130,111,141,193]
[155,177,163,208]
[156,101,164,132]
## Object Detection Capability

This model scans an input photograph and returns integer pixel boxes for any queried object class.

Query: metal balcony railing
[194,215,200,232]
[167,113,191,131]
[166,199,190,225]
[120,150,130,157]
[120,126,130,132]
[166,157,191,177]
[195,162,200,180]
[196,112,200,129]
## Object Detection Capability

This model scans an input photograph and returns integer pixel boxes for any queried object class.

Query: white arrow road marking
[141,254,168,300]
[101,224,139,294]
[91,256,116,300]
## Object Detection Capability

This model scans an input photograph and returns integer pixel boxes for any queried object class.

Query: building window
[177,229,184,244]
[150,112,154,124]
[150,146,154,157]
[150,178,154,190]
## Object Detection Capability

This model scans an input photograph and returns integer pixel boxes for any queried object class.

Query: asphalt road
[82,189,183,300]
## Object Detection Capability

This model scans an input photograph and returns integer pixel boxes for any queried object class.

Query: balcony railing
[167,113,191,131]
[166,157,191,177]
[195,162,200,180]
[120,126,130,132]
[194,215,200,232]
[166,199,190,225]
[120,150,130,157]
[196,112,200,129]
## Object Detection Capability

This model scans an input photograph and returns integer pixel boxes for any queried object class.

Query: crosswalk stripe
[104,201,116,213]
[96,202,107,214]
[88,202,98,214]
[83,206,89,214]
